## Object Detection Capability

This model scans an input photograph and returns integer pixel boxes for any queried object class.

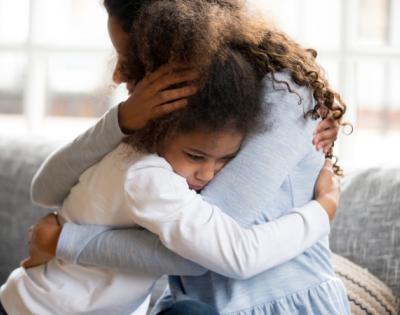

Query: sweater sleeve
[57,224,207,277]
[31,105,126,208]
[201,72,321,222]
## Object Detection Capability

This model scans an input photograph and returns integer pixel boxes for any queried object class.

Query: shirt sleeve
[124,165,330,280]
[57,224,207,277]
[31,105,126,208]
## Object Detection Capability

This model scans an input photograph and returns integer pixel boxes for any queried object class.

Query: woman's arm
[31,106,125,208]
[31,64,198,208]
[22,214,207,276]
[58,225,208,277]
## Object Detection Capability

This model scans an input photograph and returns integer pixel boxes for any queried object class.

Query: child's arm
[120,156,332,280]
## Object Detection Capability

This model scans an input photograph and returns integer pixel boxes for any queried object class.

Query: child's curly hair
[124,44,266,153]
[109,0,348,172]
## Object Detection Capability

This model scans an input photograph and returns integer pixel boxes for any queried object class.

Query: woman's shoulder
[262,70,316,114]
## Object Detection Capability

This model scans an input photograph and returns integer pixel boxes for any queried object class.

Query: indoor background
[0,0,399,172]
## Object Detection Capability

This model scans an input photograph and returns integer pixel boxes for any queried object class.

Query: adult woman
[22,1,345,314]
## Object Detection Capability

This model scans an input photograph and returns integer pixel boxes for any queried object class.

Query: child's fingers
[152,99,188,118]
[321,158,334,172]
[20,258,28,268]
[313,128,338,146]
[20,257,36,269]
[321,159,341,185]
[316,140,333,152]
[316,117,338,133]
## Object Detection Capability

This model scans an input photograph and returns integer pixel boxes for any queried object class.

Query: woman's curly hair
[107,0,348,173]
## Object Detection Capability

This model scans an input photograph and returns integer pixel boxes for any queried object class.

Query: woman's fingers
[152,69,199,92]
[145,63,176,84]
[152,99,188,118]
[154,85,198,106]
[145,63,190,85]
[118,63,199,131]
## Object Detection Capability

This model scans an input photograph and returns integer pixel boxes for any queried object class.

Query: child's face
[160,130,243,192]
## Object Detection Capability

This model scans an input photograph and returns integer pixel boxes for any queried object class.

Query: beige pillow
[332,254,398,315]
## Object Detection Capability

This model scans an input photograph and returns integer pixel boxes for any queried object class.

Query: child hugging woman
[0,3,340,315]
[1,1,346,315]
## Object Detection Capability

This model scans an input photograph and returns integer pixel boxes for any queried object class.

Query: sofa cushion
[0,136,60,283]
[332,254,398,315]
[330,168,400,298]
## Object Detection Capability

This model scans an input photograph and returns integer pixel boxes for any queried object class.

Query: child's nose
[196,164,215,183]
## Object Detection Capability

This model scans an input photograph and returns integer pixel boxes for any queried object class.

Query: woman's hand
[118,63,199,133]
[314,159,341,221]
[20,213,61,268]
[313,117,340,154]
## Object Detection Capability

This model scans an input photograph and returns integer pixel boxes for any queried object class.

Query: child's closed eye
[185,152,205,161]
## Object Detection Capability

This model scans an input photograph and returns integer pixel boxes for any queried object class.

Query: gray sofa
[0,136,399,310]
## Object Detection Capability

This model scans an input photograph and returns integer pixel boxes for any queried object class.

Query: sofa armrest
[330,167,400,298]
[0,136,60,283]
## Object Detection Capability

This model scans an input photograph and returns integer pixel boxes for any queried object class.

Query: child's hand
[314,159,342,221]
[313,117,339,154]
[118,63,199,133]
[20,213,61,269]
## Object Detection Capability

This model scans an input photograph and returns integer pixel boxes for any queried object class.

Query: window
[255,0,400,169]
[1,0,399,168]
[0,0,125,138]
